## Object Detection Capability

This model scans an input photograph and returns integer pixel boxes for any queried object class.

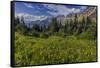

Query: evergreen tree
[20,16,30,35]
[48,17,59,32]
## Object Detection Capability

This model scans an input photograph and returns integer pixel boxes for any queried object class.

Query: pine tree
[48,17,59,32]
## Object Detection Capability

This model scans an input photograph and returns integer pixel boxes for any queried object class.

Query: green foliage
[14,15,97,40]
[32,24,40,32]
[39,32,49,38]
[14,32,96,66]
[14,14,97,66]
[14,17,30,35]
[48,17,60,32]
[31,31,39,37]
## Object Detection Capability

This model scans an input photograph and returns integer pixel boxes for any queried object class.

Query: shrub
[32,31,39,37]
[40,32,49,38]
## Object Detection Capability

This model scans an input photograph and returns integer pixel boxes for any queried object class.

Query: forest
[14,14,97,66]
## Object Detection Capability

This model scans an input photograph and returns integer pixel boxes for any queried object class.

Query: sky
[14,2,88,21]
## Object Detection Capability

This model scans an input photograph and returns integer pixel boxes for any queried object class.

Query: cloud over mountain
[15,2,87,17]
[15,2,88,23]
[15,13,48,22]
[43,4,83,16]
[24,3,34,9]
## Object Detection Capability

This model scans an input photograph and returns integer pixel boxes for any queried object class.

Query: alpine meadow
[12,2,97,66]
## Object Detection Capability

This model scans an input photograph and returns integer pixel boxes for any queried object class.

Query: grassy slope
[14,32,96,66]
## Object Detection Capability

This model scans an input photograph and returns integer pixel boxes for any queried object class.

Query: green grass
[14,32,97,66]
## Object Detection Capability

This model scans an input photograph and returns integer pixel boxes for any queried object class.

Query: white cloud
[71,8,81,13]
[43,4,84,16]
[15,13,48,22]
[80,6,87,10]
[24,3,34,9]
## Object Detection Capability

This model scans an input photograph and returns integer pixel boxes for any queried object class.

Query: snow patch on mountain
[15,13,48,22]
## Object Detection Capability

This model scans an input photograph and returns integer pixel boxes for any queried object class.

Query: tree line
[14,14,96,40]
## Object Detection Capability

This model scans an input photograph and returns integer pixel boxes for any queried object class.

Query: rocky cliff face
[56,6,97,24]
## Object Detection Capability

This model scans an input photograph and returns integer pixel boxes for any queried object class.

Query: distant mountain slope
[82,7,96,17]
[15,6,97,28]
[56,6,97,25]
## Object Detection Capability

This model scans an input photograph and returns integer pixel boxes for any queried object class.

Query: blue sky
[15,2,88,21]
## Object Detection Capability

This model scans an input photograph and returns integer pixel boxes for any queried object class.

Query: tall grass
[14,32,96,66]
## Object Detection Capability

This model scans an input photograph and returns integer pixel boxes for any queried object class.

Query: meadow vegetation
[14,14,97,66]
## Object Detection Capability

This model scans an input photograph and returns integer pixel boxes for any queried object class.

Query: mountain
[26,18,51,28]
[56,6,97,25]
[15,6,97,28]
[15,13,52,28]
